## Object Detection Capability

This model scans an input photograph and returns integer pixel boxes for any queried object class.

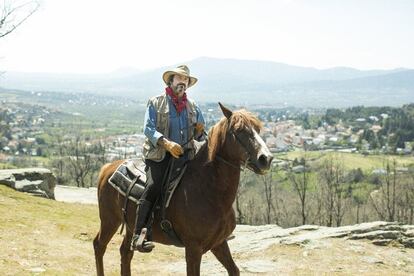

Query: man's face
[171,74,190,97]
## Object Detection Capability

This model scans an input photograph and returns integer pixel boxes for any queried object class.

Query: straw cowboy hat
[162,65,198,88]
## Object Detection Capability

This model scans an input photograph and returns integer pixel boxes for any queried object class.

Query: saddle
[108,140,206,246]
[108,158,187,207]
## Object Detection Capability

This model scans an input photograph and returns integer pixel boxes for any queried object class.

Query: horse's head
[208,103,273,174]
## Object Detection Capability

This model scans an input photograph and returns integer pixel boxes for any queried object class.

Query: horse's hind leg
[211,241,240,276]
[93,216,121,276]
[120,229,134,276]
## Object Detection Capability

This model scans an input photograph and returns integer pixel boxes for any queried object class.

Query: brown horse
[93,103,273,276]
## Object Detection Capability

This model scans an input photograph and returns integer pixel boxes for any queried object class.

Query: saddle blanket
[108,158,187,207]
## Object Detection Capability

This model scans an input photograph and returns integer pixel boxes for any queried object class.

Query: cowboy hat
[162,65,198,88]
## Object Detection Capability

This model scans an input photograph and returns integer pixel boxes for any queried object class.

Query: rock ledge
[0,168,56,199]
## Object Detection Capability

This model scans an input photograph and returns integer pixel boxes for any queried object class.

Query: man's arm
[195,104,205,125]
[143,101,184,158]
[194,104,206,139]
[143,103,164,147]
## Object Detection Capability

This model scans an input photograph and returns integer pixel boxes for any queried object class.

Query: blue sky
[1,0,413,73]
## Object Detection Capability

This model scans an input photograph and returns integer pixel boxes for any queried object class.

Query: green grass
[0,163,18,169]
[276,150,414,172]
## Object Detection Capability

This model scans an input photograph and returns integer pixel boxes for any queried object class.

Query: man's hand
[159,138,183,158]
[195,123,204,135]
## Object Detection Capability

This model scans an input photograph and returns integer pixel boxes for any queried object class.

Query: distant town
[1,90,413,168]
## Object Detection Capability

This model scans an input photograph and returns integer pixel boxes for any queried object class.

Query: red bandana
[165,87,187,113]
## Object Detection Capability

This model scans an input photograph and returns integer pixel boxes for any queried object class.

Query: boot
[130,199,155,252]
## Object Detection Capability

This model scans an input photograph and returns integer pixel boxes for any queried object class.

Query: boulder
[0,168,56,199]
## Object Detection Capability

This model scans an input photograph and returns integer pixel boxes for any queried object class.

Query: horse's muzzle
[248,153,273,174]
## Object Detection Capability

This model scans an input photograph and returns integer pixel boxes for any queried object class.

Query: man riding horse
[130,65,205,252]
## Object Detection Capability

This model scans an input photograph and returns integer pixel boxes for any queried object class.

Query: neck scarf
[165,87,187,113]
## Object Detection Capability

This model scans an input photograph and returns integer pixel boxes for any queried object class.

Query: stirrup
[130,228,155,253]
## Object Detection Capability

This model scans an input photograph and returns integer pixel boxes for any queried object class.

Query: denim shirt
[143,95,205,147]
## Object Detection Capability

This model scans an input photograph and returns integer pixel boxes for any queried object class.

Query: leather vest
[142,94,197,161]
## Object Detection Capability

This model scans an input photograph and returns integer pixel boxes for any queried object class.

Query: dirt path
[54,185,97,204]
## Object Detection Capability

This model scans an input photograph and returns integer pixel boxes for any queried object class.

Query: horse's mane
[207,109,263,162]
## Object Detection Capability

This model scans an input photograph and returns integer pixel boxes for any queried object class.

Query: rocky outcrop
[0,168,56,199]
[349,224,414,248]
[231,221,414,252]
[166,221,414,275]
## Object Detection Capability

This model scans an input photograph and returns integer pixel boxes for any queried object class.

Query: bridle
[181,120,256,172]
[215,124,255,172]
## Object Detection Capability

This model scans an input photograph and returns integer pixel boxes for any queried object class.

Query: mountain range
[1,57,413,107]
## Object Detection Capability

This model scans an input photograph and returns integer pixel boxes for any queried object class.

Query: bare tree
[261,167,277,224]
[235,187,245,224]
[86,140,106,187]
[395,177,414,224]
[64,135,106,188]
[406,169,414,224]
[332,160,348,226]
[288,155,311,225]
[0,0,39,38]
[319,155,349,227]
[236,170,251,224]
[51,134,66,184]
[370,159,398,222]
[319,157,335,226]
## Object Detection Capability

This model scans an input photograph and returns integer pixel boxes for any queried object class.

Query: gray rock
[350,230,402,240]
[0,168,56,199]
[403,229,414,238]
[349,221,398,234]
[372,239,392,246]
[400,238,414,248]
[384,224,408,232]
[229,221,414,252]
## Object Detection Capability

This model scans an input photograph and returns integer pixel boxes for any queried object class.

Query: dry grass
[0,185,184,275]
[1,185,413,275]
[264,240,413,275]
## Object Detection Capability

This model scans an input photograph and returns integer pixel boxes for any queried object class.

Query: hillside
[1,57,413,107]
[1,185,413,275]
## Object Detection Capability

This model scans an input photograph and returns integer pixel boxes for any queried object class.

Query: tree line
[236,154,414,227]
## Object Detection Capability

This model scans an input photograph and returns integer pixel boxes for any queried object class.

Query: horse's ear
[218,102,232,119]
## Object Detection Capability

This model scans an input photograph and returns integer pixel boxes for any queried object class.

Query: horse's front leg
[211,240,240,276]
[185,246,203,276]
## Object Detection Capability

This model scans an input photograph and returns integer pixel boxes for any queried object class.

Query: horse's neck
[191,141,241,210]
[214,157,241,204]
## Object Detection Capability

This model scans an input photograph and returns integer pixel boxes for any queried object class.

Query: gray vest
[142,94,197,161]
